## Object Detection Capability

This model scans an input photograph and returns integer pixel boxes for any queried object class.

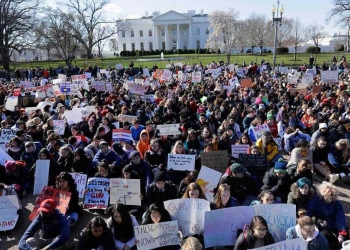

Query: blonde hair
[181,236,202,250]
[336,139,349,161]
[318,182,338,200]
[214,184,231,208]
[171,140,185,154]
[182,182,207,200]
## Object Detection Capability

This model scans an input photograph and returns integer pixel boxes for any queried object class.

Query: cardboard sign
[64,109,83,125]
[157,124,181,136]
[33,160,50,195]
[204,206,254,247]
[241,78,253,88]
[231,144,250,158]
[0,195,20,231]
[5,96,18,112]
[167,154,195,171]
[196,166,222,202]
[29,186,71,221]
[69,173,88,198]
[153,69,163,79]
[250,238,306,250]
[53,120,65,135]
[321,70,338,83]
[134,221,179,250]
[0,129,16,151]
[200,150,228,173]
[252,124,270,141]
[112,129,133,144]
[91,81,106,92]
[84,177,110,209]
[58,74,66,81]
[164,198,210,237]
[118,115,137,123]
[85,72,92,78]
[279,67,289,74]
[110,178,141,206]
[229,77,240,88]
[238,154,267,175]
[312,85,322,94]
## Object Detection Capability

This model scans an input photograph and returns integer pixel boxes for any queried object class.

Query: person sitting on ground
[93,140,122,177]
[178,170,199,197]
[210,183,239,210]
[256,131,282,165]
[287,139,313,169]
[18,199,70,250]
[284,127,311,154]
[146,171,178,206]
[250,190,275,206]
[287,158,313,185]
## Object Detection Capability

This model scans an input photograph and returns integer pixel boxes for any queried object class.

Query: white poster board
[134,221,179,250]
[84,177,110,209]
[0,147,14,166]
[196,166,222,202]
[164,198,210,237]
[110,178,141,206]
[0,195,20,231]
[231,144,250,158]
[53,120,65,135]
[161,69,173,81]
[0,129,16,151]
[248,238,306,250]
[252,124,271,141]
[69,173,88,198]
[157,124,181,136]
[5,96,18,112]
[33,160,50,195]
[167,154,195,171]
[321,70,338,83]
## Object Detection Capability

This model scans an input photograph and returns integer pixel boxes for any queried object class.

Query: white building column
[176,24,180,50]
[188,24,192,49]
[164,24,168,50]
[153,25,157,50]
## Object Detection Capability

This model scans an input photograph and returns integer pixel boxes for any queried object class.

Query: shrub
[335,44,344,52]
[306,46,321,53]
[276,47,289,54]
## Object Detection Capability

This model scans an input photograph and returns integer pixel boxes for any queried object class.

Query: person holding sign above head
[210,183,239,210]
[106,203,138,250]
[18,199,70,250]
[77,216,115,250]
[286,216,329,250]
[234,216,275,250]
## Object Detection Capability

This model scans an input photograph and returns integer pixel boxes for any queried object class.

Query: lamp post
[272,1,284,70]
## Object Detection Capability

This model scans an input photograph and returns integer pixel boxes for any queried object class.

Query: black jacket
[261,168,292,202]
[77,227,115,250]
[146,182,178,206]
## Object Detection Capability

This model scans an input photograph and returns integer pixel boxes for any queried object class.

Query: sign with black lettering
[238,154,267,175]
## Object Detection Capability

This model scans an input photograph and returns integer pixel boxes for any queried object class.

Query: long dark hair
[109,203,135,241]
[85,216,108,239]
[141,202,172,225]
[246,216,272,245]
[56,172,77,192]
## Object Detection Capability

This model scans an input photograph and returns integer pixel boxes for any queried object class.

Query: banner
[112,129,133,144]
[69,173,88,198]
[53,120,65,135]
[91,81,106,92]
[141,94,155,103]
[192,72,201,83]
[164,198,210,237]
[301,73,313,85]
[118,115,137,123]
[200,150,228,173]
[167,154,195,171]
[0,129,16,151]
[196,166,222,202]
[33,160,50,195]
[157,124,181,136]
[126,83,146,95]
[231,144,250,158]
[0,195,20,231]
[134,221,179,250]
[64,109,83,125]
[60,82,71,95]
[84,177,110,209]
[29,186,71,221]
[249,238,306,250]
[252,124,270,141]
[110,178,141,206]
[321,70,338,83]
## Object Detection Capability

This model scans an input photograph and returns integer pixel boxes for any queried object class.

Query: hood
[140,129,150,142]
[290,182,315,199]
[295,224,319,242]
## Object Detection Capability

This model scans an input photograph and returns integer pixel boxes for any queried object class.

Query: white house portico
[117,10,210,52]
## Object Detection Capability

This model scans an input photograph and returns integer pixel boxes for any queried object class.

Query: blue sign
[60,82,71,95]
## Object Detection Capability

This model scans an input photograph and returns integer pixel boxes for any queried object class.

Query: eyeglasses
[254,228,267,232]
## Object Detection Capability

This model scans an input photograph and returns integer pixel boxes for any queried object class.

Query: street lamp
[272,1,284,70]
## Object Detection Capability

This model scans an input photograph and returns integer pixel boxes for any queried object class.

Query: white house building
[117,10,210,52]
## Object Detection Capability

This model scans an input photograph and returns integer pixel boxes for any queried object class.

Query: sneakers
[329,174,339,184]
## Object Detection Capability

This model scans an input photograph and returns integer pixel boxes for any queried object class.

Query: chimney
[145,11,149,18]
[200,9,204,15]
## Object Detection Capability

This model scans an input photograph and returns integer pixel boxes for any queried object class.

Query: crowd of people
[0,55,347,250]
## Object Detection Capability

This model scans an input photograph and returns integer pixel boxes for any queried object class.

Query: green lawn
[10,52,348,70]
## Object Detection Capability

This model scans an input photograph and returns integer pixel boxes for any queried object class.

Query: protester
[210,183,239,209]
[146,171,177,206]
[250,190,275,206]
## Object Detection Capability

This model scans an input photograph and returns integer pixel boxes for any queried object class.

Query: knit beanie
[274,158,287,173]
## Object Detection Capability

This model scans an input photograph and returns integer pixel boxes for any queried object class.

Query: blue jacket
[286,225,329,250]
[328,144,349,168]
[130,125,145,141]
[307,196,347,234]
[92,149,122,167]
[18,209,70,250]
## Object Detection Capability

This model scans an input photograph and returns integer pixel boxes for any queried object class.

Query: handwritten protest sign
[167,154,195,171]
[161,69,173,81]
[196,166,222,201]
[238,154,267,176]
[143,68,150,76]
[249,238,306,250]
[0,129,16,151]
[231,144,249,158]
[164,198,210,237]
[200,150,228,173]
[279,67,289,74]
[192,72,202,83]
[204,206,254,247]
[134,221,179,250]
[126,83,146,95]
[5,96,18,112]
[241,78,253,88]
[84,178,110,209]
[64,109,83,125]
[157,124,181,136]
[252,124,270,141]
[69,173,87,198]
[110,178,141,206]
[140,94,155,103]
[321,70,338,83]
[153,69,163,79]
[118,115,137,123]
[29,186,71,221]
[33,160,50,195]
[301,73,313,85]
[112,129,133,144]
[0,195,20,231]
[0,147,14,166]
[53,120,65,135]
[91,81,106,92]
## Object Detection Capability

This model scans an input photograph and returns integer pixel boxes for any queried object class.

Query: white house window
[149,30,152,36]
[172,29,176,36]
[149,42,153,50]
[131,31,134,37]
[183,28,187,36]
[123,43,126,51]
[161,29,165,36]
[196,40,200,49]
[140,42,144,50]
[122,31,125,38]
[196,28,200,36]
[131,43,135,51]
[140,30,143,37]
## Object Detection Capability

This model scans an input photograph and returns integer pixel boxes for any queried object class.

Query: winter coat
[287,148,313,167]
[92,149,122,168]
[286,225,329,250]
[136,130,150,159]
[234,230,275,250]
[256,138,279,162]
[261,168,292,201]
[287,183,316,216]
[146,182,178,206]
[77,227,115,250]
[210,197,239,210]
[287,165,313,186]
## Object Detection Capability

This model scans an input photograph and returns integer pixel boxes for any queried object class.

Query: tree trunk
[260,46,263,55]
[315,43,318,65]
[1,48,11,70]
[226,53,231,65]
[294,46,297,61]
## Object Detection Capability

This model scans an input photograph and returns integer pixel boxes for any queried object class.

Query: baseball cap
[37,199,57,213]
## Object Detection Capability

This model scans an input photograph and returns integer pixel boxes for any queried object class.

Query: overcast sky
[98,0,342,36]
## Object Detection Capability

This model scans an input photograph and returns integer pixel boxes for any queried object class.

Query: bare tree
[253,14,274,55]
[289,17,305,61]
[205,9,243,64]
[244,13,260,54]
[109,38,118,52]
[277,17,294,47]
[328,1,350,51]
[305,22,326,63]
[64,0,128,59]
[0,0,40,69]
